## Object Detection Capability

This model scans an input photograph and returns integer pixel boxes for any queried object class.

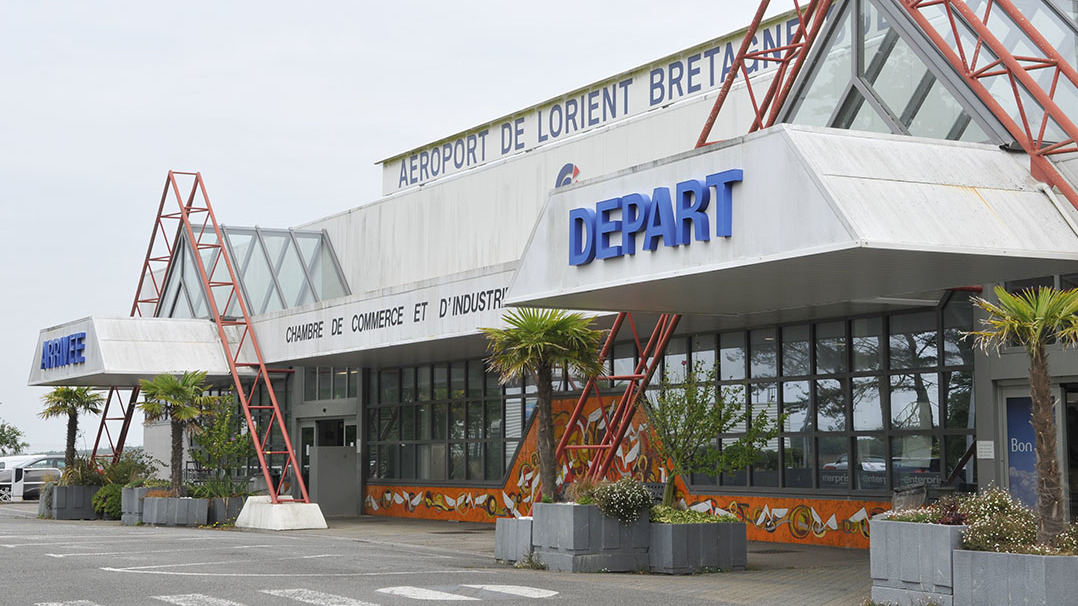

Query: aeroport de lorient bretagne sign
[568,170,742,266]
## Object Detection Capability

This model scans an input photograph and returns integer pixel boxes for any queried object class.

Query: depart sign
[568,169,742,266]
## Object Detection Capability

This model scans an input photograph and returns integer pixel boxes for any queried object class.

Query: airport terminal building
[28,1,1078,548]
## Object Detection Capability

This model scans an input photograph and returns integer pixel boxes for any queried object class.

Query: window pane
[399,444,415,480]
[792,3,853,126]
[467,402,483,440]
[943,293,975,366]
[380,369,399,403]
[379,407,398,441]
[304,367,317,402]
[433,365,449,400]
[450,362,466,399]
[468,360,485,398]
[417,444,431,480]
[417,404,431,440]
[318,368,332,401]
[664,337,689,383]
[781,325,810,376]
[612,343,636,388]
[752,383,779,488]
[720,438,747,486]
[852,376,883,431]
[750,329,778,379]
[366,408,378,442]
[892,434,940,489]
[348,368,359,399]
[852,318,883,371]
[784,437,812,488]
[816,321,847,374]
[945,435,977,489]
[401,367,416,403]
[467,443,483,480]
[855,436,887,490]
[816,378,847,431]
[432,404,447,440]
[400,405,415,441]
[783,380,811,432]
[944,370,973,430]
[692,334,716,371]
[486,369,501,397]
[333,368,347,399]
[485,443,503,481]
[890,312,937,369]
[450,403,466,440]
[417,365,432,401]
[486,400,502,439]
[891,372,939,430]
[719,332,746,381]
[819,436,849,489]
[449,443,465,480]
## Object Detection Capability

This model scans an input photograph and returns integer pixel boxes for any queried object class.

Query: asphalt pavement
[0,502,872,606]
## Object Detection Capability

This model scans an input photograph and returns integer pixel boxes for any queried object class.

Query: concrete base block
[234,496,327,530]
[142,497,209,527]
[531,502,649,573]
[53,486,100,520]
[649,522,747,574]
[121,487,152,526]
[872,585,953,606]
[953,549,1078,606]
[494,516,533,562]
[870,519,965,596]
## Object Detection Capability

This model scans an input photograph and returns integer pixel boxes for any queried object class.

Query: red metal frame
[898,0,1078,210]
[698,0,833,146]
[92,171,308,504]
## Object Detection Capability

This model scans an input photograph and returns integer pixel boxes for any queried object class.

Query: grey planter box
[494,516,533,562]
[649,522,746,574]
[953,550,1078,606]
[531,502,649,572]
[870,519,966,606]
[208,496,245,526]
[52,485,100,521]
[142,497,209,527]
[121,487,153,526]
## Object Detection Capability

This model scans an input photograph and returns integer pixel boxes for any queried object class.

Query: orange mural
[364,396,889,549]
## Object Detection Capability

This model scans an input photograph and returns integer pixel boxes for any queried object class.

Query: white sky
[0,1,798,452]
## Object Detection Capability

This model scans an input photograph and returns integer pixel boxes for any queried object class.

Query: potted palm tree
[138,371,218,526]
[39,386,104,469]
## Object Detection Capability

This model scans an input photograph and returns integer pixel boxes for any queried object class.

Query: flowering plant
[593,477,652,524]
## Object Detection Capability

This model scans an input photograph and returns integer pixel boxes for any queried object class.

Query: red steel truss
[897,0,1078,210]
[555,313,680,481]
[92,171,308,504]
[698,0,833,146]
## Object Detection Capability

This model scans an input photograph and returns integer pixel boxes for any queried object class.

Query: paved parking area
[0,502,871,605]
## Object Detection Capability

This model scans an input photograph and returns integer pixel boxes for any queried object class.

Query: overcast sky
[0,2,797,453]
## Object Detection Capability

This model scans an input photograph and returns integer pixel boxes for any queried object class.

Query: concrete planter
[531,502,649,572]
[649,522,747,574]
[869,519,966,606]
[121,487,153,526]
[52,485,101,521]
[494,516,533,562]
[208,496,245,526]
[142,497,209,527]
[953,550,1078,606]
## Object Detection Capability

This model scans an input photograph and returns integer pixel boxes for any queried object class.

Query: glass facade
[684,292,976,496]
[365,359,528,484]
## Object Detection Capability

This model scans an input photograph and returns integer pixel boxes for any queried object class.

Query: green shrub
[593,478,652,524]
[125,478,169,489]
[92,483,123,519]
[649,505,740,524]
[959,487,1038,553]
[566,476,607,505]
[59,457,105,487]
[188,478,250,499]
[102,450,159,486]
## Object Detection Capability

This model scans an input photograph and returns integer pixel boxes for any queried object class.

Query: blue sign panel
[40,332,87,370]
[1006,396,1037,509]
[568,169,742,266]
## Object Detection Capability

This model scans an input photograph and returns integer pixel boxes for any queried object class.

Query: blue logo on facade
[555,163,580,188]
[40,332,87,370]
[568,169,742,266]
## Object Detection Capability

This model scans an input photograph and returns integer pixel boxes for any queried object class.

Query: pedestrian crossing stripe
[153,596,246,606]
[34,601,104,606]
[377,585,558,600]
[262,589,380,606]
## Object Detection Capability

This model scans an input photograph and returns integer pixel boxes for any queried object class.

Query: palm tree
[482,308,604,502]
[40,386,105,468]
[969,285,1078,542]
[139,371,219,495]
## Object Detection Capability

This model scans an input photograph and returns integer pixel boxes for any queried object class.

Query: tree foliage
[643,360,783,506]
[969,285,1078,542]
[40,386,104,468]
[482,308,604,502]
[0,420,28,456]
[190,395,253,488]
[139,371,219,495]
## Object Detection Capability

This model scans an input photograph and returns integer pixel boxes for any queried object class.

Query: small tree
[139,371,219,495]
[190,395,253,494]
[643,361,782,507]
[0,420,28,456]
[482,308,605,502]
[40,386,104,467]
[969,285,1078,542]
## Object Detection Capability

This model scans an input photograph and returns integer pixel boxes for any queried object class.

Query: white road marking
[153,595,248,606]
[47,544,276,558]
[461,585,558,598]
[376,587,479,601]
[35,601,105,606]
[262,588,381,606]
[102,566,497,578]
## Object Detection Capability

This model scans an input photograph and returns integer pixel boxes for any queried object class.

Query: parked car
[822,454,885,472]
[0,455,65,501]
